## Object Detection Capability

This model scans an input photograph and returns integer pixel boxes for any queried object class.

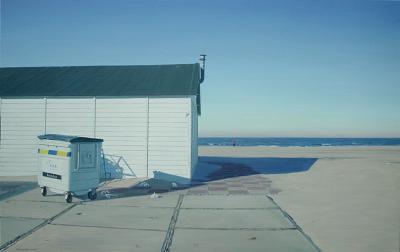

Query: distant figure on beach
[232,139,236,146]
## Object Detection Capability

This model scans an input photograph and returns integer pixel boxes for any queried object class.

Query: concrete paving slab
[88,194,179,208]
[170,229,319,252]
[186,189,210,195]
[7,188,84,203]
[52,204,174,231]
[177,209,294,229]
[0,217,44,247]
[6,223,165,252]
[0,201,70,219]
[228,189,249,195]
[0,181,37,201]
[246,190,270,195]
[182,195,277,209]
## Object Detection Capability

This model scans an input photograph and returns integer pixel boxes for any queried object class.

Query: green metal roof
[0,63,202,114]
[0,64,201,96]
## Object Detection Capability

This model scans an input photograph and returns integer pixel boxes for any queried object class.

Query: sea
[198,137,400,147]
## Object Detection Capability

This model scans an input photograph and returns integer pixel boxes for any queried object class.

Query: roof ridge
[0,63,197,69]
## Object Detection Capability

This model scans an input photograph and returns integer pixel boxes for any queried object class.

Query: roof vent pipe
[199,54,206,83]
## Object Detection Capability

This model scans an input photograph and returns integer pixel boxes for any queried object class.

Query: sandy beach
[199,146,400,252]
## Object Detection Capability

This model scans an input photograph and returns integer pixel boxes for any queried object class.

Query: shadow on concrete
[101,155,130,180]
[94,156,318,201]
[94,178,178,202]
[153,171,191,185]
[193,156,318,182]
[0,181,38,201]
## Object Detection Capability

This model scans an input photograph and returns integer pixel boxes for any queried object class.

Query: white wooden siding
[95,98,148,178]
[0,99,45,175]
[148,97,192,179]
[0,96,197,181]
[46,98,95,137]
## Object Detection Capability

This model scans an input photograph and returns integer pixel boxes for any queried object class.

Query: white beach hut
[0,58,205,183]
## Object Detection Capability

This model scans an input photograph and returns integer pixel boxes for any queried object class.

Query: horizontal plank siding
[148,97,191,179]
[95,98,148,178]
[46,98,95,137]
[0,96,196,181]
[0,99,45,175]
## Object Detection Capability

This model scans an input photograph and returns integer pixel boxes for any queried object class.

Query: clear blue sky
[1,0,399,137]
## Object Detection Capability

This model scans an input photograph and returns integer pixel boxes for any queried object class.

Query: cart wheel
[41,187,47,197]
[65,193,72,203]
[88,190,97,200]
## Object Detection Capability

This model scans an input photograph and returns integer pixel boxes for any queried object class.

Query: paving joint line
[175,227,298,231]
[80,203,175,209]
[0,203,78,251]
[266,195,322,252]
[0,216,47,221]
[49,223,166,232]
[180,207,279,210]
[161,194,184,252]
[5,199,75,204]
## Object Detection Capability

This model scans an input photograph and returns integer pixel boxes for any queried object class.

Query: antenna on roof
[199,54,206,83]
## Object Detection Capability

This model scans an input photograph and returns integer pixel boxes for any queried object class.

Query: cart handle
[76,144,80,171]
